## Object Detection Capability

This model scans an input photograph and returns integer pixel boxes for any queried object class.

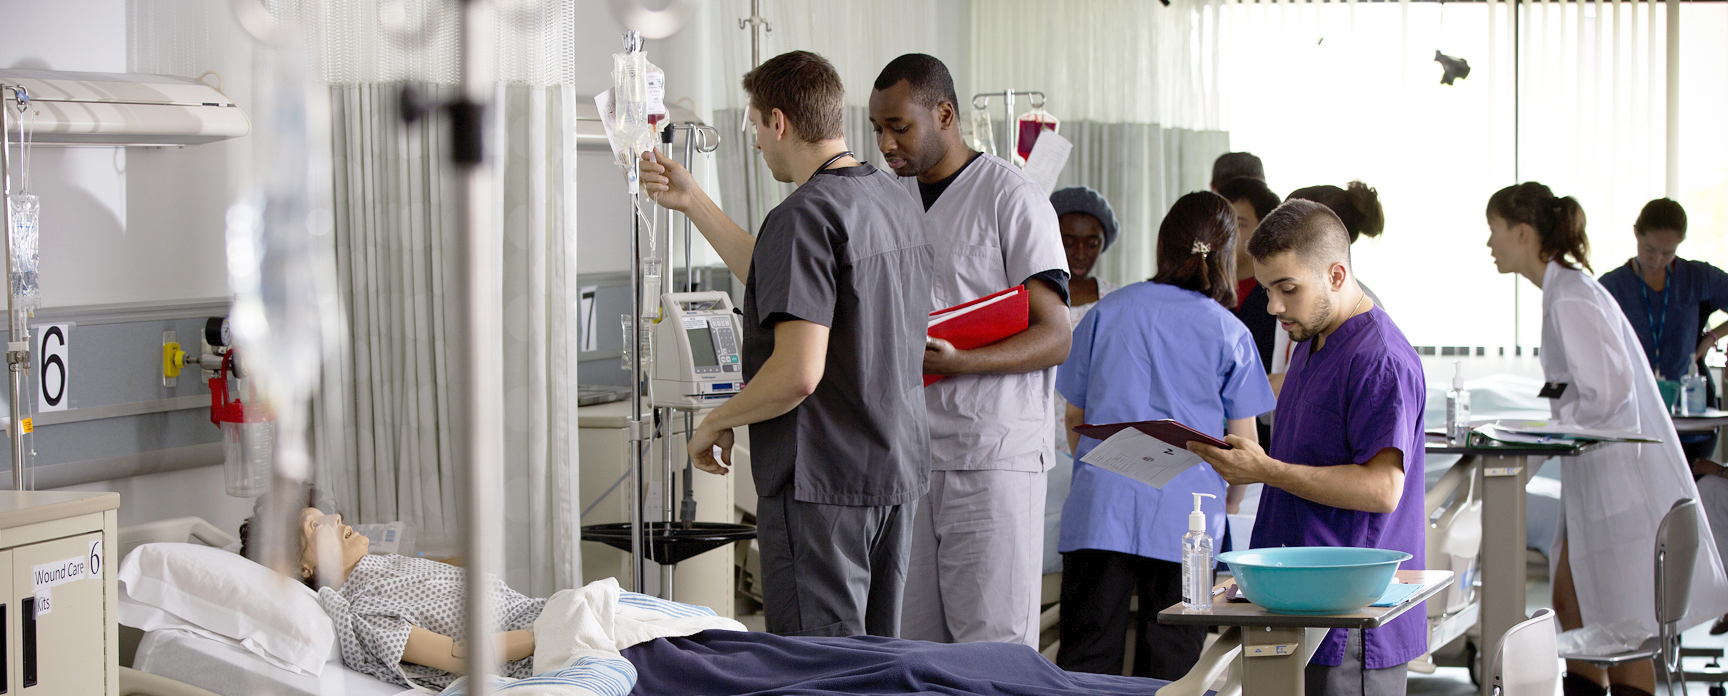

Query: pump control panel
[651,291,744,410]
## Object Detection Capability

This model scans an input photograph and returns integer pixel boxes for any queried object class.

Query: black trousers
[1056,550,1205,680]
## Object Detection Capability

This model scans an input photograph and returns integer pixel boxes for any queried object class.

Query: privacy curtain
[311,0,583,597]
[971,0,1232,287]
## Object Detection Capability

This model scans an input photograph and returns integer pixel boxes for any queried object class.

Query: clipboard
[1074,419,1232,451]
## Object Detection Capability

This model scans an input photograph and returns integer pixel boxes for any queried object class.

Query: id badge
[1538,382,1569,399]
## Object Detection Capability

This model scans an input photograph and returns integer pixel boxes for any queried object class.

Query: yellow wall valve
[163,342,187,380]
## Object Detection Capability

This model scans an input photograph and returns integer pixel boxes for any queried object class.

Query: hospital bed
[114,517,421,696]
[115,517,1214,696]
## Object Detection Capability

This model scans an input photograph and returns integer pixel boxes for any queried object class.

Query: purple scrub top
[1250,305,1428,670]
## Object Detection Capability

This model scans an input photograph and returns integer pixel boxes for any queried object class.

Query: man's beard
[1284,293,1333,343]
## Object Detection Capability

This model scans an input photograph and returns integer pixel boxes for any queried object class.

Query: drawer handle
[20,598,33,689]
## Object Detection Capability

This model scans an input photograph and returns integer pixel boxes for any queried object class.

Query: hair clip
[1191,240,1212,257]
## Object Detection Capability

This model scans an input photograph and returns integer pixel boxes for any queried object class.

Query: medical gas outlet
[651,292,743,410]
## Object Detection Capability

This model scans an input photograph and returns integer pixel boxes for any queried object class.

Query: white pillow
[119,542,335,676]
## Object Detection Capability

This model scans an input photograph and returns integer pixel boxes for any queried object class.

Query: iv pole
[970,90,1046,164]
[624,31,651,595]
[737,0,770,231]
[0,86,28,492]
[653,121,716,599]
[453,0,502,689]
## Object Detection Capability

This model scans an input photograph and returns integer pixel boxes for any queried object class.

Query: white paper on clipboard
[1079,427,1205,488]
[1020,129,1072,195]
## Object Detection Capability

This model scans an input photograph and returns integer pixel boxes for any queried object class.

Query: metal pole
[1002,88,1015,163]
[738,2,769,233]
[629,190,647,594]
[1665,0,1679,198]
[455,0,500,691]
[1,88,25,492]
[678,126,700,533]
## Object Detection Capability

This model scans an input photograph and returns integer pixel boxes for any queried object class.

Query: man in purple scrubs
[1190,199,1427,695]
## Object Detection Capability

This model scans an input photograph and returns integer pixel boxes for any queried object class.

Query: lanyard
[1634,258,1673,372]
[812,151,854,177]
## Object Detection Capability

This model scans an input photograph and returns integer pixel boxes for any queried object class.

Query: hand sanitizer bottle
[1682,360,1709,416]
[1182,492,1218,611]
[1446,361,1471,445]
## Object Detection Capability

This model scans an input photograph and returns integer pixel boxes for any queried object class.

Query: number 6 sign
[35,323,70,412]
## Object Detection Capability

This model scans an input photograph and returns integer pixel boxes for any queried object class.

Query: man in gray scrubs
[640,51,933,637]
[869,54,1072,647]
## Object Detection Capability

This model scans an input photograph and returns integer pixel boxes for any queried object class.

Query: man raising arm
[640,51,934,639]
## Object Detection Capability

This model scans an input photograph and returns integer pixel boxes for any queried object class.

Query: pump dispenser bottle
[1682,360,1709,415]
[1182,492,1218,610]
[1446,361,1471,445]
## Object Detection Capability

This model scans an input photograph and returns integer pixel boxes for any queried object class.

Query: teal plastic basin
[1219,547,1411,615]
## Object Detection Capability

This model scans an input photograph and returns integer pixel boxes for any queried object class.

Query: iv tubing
[0,87,25,491]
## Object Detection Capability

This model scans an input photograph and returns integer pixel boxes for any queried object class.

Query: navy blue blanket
[622,629,1169,695]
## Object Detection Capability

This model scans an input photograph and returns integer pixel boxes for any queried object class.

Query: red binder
[1073,420,1233,450]
[924,285,1031,387]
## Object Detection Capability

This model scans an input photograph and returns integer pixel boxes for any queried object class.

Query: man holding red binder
[870,54,1073,647]
[640,52,933,639]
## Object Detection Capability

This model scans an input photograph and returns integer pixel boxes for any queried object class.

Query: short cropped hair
[742,50,845,144]
[1635,198,1687,237]
[1216,176,1281,221]
[1248,199,1352,271]
[1211,152,1265,191]
[873,53,958,110]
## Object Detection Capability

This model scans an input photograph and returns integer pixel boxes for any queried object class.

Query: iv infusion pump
[651,291,744,410]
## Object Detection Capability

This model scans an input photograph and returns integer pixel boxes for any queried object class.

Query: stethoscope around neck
[813,150,854,176]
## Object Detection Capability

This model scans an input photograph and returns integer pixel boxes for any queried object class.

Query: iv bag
[6,193,39,313]
[1014,107,1059,166]
[609,41,663,193]
[968,107,996,157]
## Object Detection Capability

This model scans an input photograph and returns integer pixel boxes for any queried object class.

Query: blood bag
[1014,107,1059,166]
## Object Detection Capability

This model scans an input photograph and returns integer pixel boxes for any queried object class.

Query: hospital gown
[318,554,547,690]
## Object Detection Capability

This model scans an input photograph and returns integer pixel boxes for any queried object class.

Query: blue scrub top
[1055,282,1275,563]
[1600,258,1728,381]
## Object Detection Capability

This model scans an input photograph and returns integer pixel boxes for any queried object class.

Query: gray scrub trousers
[758,493,913,636]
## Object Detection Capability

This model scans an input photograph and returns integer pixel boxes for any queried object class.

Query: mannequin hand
[640,148,701,213]
[688,424,734,475]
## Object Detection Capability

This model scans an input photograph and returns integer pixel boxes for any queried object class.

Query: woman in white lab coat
[1485,182,1728,696]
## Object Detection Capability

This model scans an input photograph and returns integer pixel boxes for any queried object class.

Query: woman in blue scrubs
[1599,198,1728,463]
[1054,191,1277,679]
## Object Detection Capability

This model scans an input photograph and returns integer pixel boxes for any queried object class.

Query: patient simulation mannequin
[240,508,543,690]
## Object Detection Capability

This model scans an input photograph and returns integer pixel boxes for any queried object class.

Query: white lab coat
[1541,260,1728,636]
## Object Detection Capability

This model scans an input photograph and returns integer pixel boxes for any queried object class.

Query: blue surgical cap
[1050,187,1119,253]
